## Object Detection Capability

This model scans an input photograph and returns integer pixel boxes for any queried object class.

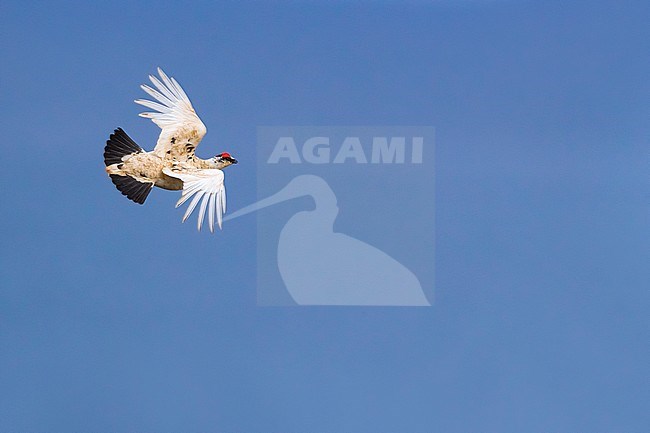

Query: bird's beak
[224,175,326,222]
[224,179,300,222]
[230,158,238,164]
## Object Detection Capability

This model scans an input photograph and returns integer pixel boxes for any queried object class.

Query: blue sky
[1,1,649,432]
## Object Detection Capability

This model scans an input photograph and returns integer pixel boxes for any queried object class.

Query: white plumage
[163,168,226,232]
[135,69,207,156]
[103,68,237,232]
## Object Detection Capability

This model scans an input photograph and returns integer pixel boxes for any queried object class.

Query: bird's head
[211,152,238,169]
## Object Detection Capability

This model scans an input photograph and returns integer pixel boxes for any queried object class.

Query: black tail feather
[110,174,154,205]
[104,128,144,166]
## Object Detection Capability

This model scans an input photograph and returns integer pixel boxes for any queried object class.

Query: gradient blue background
[1,1,648,432]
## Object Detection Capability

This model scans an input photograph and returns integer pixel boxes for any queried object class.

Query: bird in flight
[103,68,237,232]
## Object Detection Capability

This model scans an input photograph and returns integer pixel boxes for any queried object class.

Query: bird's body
[103,68,237,232]
[105,138,230,191]
[106,148,180,190]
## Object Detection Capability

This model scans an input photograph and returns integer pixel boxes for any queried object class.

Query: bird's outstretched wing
[135,68,207,159]
[162,168,226,232]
